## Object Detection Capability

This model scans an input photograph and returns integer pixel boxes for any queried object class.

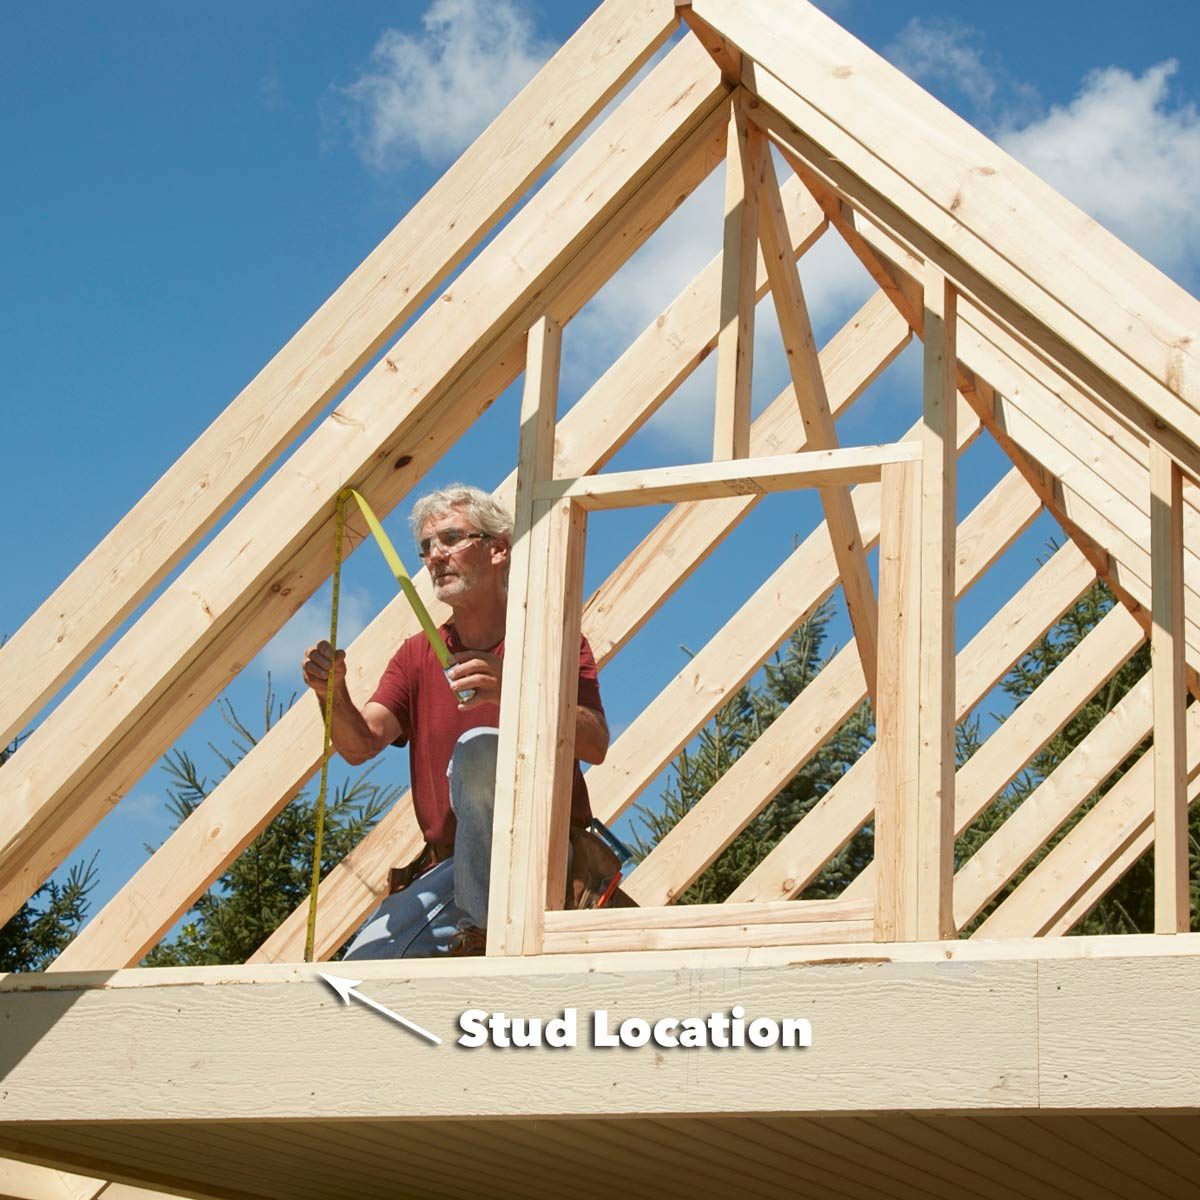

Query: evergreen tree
[958,574,1197,935]
[634,558,1194,936]
[0,732,98,972]
[632,601,874,903]
[144,683,401,966]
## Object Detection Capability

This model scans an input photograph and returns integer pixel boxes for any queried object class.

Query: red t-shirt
[369,623,604,845]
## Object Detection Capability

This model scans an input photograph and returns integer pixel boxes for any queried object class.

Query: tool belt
[387,841,452,895]
[567,824,636,909]
[387,827,636,910]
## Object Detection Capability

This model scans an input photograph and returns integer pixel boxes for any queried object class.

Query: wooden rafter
[0,0,681,753]
[732,538,1095,905]
[627,458,1039,911]
[778,147,1200,687]
[249,292,905,963]
[977,700,1200,939]
[678,3,742,85]
[581,291,905,662]
[702,0,1200,474]
[0,39,731,923]
[5,0,1197,992]
[581,461,916,833]
[1047,781,1200,937]
[52,171,832,973]
[956,672,1152,930]
[842,603,1147,923]
[951,605,1144,838]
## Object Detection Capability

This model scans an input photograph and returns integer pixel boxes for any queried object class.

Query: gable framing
[6,4,1200,1194]
[2,0,1198,977]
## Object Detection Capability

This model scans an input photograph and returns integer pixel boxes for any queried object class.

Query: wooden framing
[488,316,579,956]
[51,163,834,973]
[958,673,1154,931]
[1150,444,1189,932]
[737,540,1096,906]
[246,295,906,963]
[540,443,917,508]
[713,92,763,460]
[8,4,1200,1194]
[0,38,731,920]
[755,141,880,699]
[499,422,916,947]
[708,0,1200,472]
[628,462,1041,913]
[875,460,922,940]
[0,0,680,754]
[975,702,1200,940]
[4,0,1200,1146]
[772,147,1200,674]
[917,264,958,940]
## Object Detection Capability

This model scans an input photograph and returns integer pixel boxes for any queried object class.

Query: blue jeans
[343,727,498,960]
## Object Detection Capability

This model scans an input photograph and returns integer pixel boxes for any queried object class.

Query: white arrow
[318,972,442,1045]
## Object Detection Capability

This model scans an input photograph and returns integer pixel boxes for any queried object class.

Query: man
[301,483,608,957]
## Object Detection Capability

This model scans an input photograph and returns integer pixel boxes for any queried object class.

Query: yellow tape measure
[343,489,454,669]
[304,487,471,962]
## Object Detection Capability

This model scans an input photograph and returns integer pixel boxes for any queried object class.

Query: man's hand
[302,640,346,701]
[300,641,400,764]
[447,649,503,709]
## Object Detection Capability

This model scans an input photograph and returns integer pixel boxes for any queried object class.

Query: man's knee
[450,727,498,788]
[448,727,499,817]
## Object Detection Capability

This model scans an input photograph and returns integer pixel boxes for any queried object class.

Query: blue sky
[4,1,1200,935]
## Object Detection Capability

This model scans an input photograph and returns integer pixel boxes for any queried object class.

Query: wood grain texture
[488,317,563,957]
[0,957,1038,1121]
[964,677,1154,926]
[582,291,908,663]
[917,265,957,940]
[756,142,879,696]
[1040,955,1200,1109]
[704,0,1200,470]
[977,701,1200,939]
[60,123,814,974]
[1150,443,1189,932]
[1046,773,1200,936]
[713,93,764,460]
[0,39,730,924]
[0,0,680,751]
[875,461,921,942]
[541,443,916,508]
[830,197,1200,658]
[734,540,1094,902]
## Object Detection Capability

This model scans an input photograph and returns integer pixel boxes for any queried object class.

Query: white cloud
[888,18,996,114]
[886,22,1200,289]
[114,791,162,824]
[257,586,374,681]
[337,0,557,168]
[998,61,1200,287]
[565,155,874,457]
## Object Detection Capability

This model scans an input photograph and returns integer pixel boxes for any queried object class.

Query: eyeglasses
[417,528,491,560]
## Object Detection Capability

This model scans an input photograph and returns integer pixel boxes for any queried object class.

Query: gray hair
[409,484,513,544]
